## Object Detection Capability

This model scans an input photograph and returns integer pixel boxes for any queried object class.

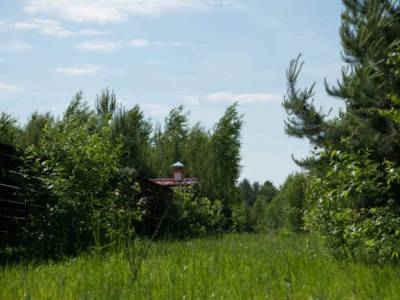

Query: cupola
[171,161,185,182]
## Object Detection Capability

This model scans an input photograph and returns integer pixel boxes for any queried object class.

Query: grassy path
[1,233,400,299]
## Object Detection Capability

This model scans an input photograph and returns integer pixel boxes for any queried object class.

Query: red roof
[149,177,199,187]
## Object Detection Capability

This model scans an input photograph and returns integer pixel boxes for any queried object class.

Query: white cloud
[205,92,281,104]
[75,41,121,51]
[141,103,171,115]
[0,81,21,92]
[170,42,190,47]
[55,65,100,75]
[179,92,200,105]
[1,18,105,38]
[24,0,242,24]
[0,41,32,52]
[75,39,186,51]
[128,39,152,48]
[178,91,281,105]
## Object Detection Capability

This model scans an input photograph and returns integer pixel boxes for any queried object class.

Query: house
[136,162,199,235]
[148,161,199,188]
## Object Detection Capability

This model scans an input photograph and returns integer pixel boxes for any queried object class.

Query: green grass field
[1,233,400,299]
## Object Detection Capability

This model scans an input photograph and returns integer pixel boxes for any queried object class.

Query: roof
[149,177,199,187]
[171,161,185,168]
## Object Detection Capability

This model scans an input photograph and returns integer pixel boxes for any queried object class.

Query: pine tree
[283,0,400,167]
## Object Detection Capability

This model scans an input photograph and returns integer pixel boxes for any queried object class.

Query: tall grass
[1,233,399,299]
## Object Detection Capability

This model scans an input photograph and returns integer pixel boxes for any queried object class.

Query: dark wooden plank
[0,206,29,218]
[0,142,18,156]
[0,216,26,232]
[0,155,19,171]
[0,214,26,222]
[0,199,32,208]
[0,170,25,186]
[0,183,20,199]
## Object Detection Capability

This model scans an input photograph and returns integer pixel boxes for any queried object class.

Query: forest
[1,0,400,299]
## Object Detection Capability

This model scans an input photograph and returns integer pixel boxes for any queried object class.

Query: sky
[0,0,345,186]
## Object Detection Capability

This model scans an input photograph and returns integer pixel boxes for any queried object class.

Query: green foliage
[265,173,307,232]
[112,104,152,177]
[22,103,137,257]
[208,102,243,203]
[20,112,53,147]
[230,202,251,232]
[166,187,224,237]
[238,179,256,206]
[95,88,117,117]
[150,106,189,177]
[258,180,278,203]
[1,90,245,259]
[2,234,400,299]
[282,0,400,264]
[235,179,278,231]
[306,149,400,263]
[283,1,400,168]
[250,195,268,232]
[0,112,20,146]
[182,124,211,182]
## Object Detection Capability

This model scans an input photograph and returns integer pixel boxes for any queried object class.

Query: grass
[1,233,400,299]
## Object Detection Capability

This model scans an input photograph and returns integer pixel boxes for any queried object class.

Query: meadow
[1,233,400,300]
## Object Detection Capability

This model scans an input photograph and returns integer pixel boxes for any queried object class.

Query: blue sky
[0,0,344,186]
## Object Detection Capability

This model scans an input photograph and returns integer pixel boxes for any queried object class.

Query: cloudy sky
[0,0,344,186]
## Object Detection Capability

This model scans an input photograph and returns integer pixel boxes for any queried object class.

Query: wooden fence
[0,143,41,247]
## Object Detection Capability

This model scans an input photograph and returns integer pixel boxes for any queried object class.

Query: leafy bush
[250,196,268,232]
[307,150,400,263]
[21,112,138,258]
[265,173,307,232]
[165,187,224,237]
[230,202,251,232]
[0,112,20,146]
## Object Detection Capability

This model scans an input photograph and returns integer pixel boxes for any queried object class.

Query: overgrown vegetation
[1,3,400,297]
[281,0,400,263]
[0,90,243,259]
[1,233,400,300]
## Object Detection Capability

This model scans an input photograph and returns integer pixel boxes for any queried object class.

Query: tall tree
[21,112,53,147]
[0,112,20,146]
[183,123,212,179]
[283,0,400,168]
[209,102,243,203]
[258,180,277,203]
[238,179,255,206]
[151,106,189,177]
[282,0,400,261]
[96,88,117,117]
[112,105,152,177]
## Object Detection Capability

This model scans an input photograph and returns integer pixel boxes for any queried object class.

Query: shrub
[165,187,224,237]
[21,113,137,258]
[250,196,268,232]
[230,202,251,232]
[265,173,307,232]
[307,149,400,263]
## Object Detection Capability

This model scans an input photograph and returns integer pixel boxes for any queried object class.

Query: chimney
[171,161,185,182]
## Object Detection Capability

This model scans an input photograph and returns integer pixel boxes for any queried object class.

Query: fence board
[0,142,48,248]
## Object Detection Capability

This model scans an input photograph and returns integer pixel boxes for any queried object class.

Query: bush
[307,149,400,263]
[265,173,307,232]
[165,187,224,237]
[250,196,268,232]
[21,113,137,258]
[230,202,251,232]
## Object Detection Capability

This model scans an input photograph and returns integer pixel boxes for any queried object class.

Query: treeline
[280,0,400,263]
[0,92,244,259]
[235,174,307,233]
[2,91,242,203]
